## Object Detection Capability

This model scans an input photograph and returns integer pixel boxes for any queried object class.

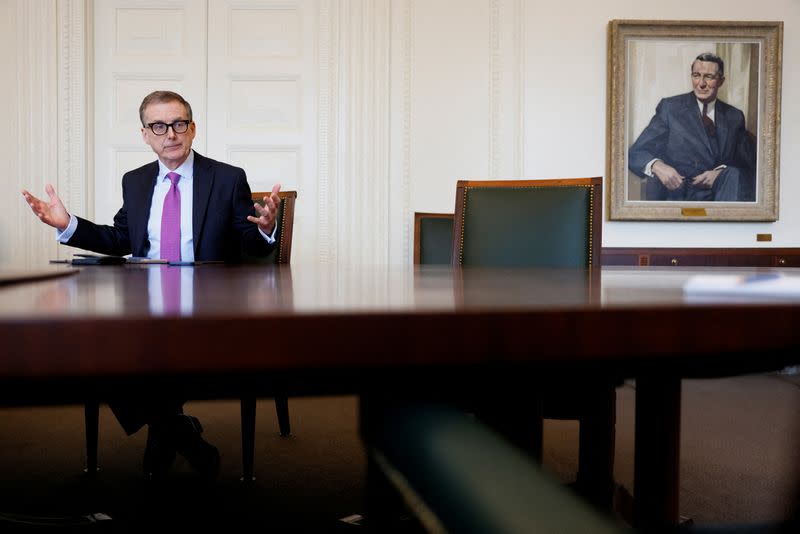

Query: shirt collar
[157,150,195,182]
[696,98,717,114]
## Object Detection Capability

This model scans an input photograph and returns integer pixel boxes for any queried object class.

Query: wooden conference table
[1,263,799,529]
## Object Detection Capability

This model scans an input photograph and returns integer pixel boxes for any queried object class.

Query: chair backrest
[413,212,454,265]
[452,178,602,268]
[250,190,298,264]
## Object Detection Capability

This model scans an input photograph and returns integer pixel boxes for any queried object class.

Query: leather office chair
[83,190,298,482]
[451,178,601,268]
[240,190,297,480]
[362,401,622,533]
[413,212,454,265]
[446,177,616,508]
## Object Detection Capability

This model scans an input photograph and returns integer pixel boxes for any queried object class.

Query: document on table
[683,273,800,300]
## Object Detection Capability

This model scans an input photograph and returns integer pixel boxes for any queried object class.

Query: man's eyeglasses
[691,73,720,82]
[145,120,191,135]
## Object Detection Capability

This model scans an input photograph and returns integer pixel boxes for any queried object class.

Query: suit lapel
[131,161,159,256]
[192,151,213,256]
[681,92,713,156]
[714,101,730,157]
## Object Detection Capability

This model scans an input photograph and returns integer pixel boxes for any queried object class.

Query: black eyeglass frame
[145,120,192,135]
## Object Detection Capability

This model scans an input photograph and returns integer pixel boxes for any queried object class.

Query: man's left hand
[248,183,282,235]
[691,169,722,189]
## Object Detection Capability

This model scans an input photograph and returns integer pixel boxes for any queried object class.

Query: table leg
[576,384,617,510]
[359,394,410,532]
[633,376,681,529]
[84,400,99,476]
[240,395,256,482]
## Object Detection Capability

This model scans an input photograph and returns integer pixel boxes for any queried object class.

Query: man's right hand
[652,161,685,191]
[21,184,70,231]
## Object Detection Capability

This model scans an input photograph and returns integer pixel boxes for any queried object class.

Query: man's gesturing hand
[21,184,70,231]
[248,183,282,235]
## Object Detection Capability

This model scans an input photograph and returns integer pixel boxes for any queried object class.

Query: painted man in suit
[22,90,282,482]
[628,52,757,201]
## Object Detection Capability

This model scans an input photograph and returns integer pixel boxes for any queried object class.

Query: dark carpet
[0,372,798,532]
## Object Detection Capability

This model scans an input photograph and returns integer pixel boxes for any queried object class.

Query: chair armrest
[365,402,624,534]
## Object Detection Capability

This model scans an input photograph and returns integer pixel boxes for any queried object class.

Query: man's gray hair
[693,52,725,77]
[139,90,193,126]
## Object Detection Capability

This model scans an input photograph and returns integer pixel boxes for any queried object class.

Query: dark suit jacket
[628,92,757,200]
[67,151,274,262]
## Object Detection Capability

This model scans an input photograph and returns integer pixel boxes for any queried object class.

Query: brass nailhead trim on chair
[458,188,468,265]
[278,208,288,264]
[459,185,595,266]
[587,185,594,267]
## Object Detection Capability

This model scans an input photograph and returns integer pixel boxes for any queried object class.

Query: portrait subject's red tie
[702,102,716,135]
[160,172,181,262]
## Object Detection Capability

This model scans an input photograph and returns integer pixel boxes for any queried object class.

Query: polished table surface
[2,263,799,528]
[1,263,798,380]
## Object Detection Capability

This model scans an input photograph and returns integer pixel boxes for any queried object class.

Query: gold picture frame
[607,20,782,221]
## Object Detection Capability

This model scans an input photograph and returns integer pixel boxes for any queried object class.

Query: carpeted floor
[0,394,367,532]
[0,372,798,532]
[544,373,800,527]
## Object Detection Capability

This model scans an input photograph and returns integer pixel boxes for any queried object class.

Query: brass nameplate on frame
[681,207,707,217]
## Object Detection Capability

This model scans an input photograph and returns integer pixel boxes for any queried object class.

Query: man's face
[691,60,725,103]
[140,100,196,170]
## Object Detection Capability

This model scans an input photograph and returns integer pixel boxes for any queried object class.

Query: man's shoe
[142,424,177,481]
[172,415,220,481]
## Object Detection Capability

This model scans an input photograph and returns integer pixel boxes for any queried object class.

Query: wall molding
[389,0,413,265]
[489,0,500,178]
[602,247,800,267]
[318,0,408,265]
[317,0,332,263]
[490,0,523,179]
[58,0,90,230]
[16,1,60,265]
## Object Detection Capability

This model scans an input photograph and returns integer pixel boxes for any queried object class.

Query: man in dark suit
[628,52,757,201]
[22,90,282,482]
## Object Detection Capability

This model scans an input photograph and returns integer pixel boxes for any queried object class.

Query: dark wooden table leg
[275,394,291,436]
[84,400,99,476]
[359,394,408,533]
[241,395,256,482]
[634,375,681,529]
[476,389,544,463]
[576,383,617,510]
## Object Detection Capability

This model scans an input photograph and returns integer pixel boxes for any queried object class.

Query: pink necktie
[160,172,181,262]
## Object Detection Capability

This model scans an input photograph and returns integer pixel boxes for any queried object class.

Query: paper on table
[126,257,168,264]
[683,273,800,299]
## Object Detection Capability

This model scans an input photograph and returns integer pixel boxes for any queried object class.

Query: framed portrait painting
[607,20,782,221]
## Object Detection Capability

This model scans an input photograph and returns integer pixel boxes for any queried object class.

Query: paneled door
[95,0,318,263]
[207,0,318,264]
[94,0,208,226]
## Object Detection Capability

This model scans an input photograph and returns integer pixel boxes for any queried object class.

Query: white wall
[2,0,799,269]
[518,1,799,246]
[410,0,493,209]
[408,0,799,247]
[0,0,60,265]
